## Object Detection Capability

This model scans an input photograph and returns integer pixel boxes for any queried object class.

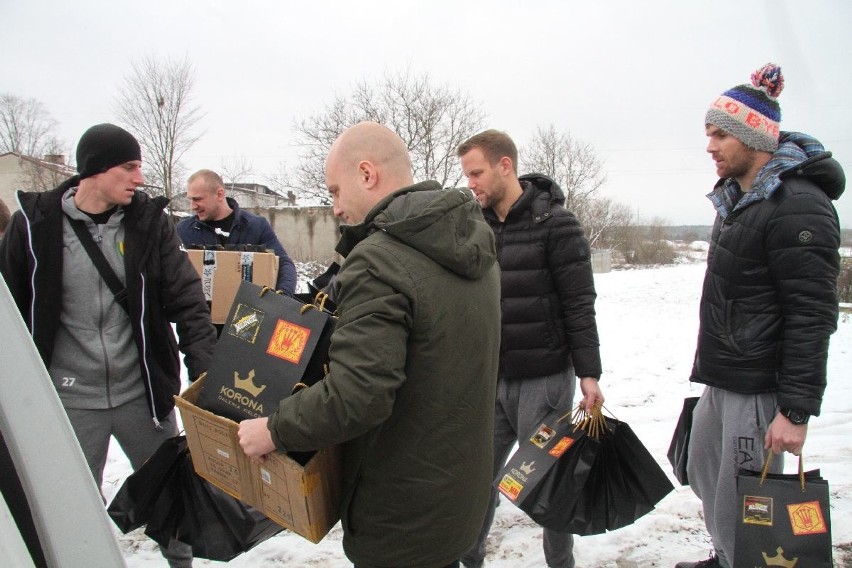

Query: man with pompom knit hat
[676,65,844,568]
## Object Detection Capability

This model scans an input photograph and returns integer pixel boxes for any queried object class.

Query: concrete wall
[247,203,612,275]
[247,205,343,264]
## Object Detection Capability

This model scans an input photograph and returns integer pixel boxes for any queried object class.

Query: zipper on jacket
[137,274,164,432]
[94,225,114,408]
[19,195,39,337]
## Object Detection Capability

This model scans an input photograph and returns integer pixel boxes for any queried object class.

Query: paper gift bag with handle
[196,281,336,422]
[733,453,833,568]
[494,407,588,508]
[667,396,699,486]
[520,404,674,535]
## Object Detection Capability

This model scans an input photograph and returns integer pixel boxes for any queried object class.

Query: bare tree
[520,125,630,251]
[0,94,63,157]
[115,56,203,204]
[219,156,255,185]
[581,196,634,251]
[267,161,299,203]
[291,70,485,202]
[520,124,607,219]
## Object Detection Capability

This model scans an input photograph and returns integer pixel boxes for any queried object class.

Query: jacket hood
[337,181,497,279]
[710,131,845,218]
[777,148,845,201]
[518,173,566,207]
[16,175,79,221]
[506,173,568,223]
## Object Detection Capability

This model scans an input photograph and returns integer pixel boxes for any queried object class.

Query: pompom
[750,63,784,98]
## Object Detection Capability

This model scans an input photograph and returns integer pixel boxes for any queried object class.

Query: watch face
[784,409,808,424]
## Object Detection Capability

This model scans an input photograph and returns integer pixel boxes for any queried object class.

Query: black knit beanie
[76,123,142,180]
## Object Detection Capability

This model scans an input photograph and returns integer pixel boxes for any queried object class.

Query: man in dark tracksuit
[457,129,605,568]
[0,124,217,567]
[677,65,844,568]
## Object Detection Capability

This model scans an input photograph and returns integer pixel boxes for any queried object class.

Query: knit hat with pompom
[705,63,784,152]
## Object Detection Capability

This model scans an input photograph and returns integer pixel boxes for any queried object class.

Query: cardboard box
[175,374,341,543]
[187,249,279,323]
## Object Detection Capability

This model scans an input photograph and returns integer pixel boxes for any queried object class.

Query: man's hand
[765,413,808,456]
[237,417,276,464]
[579,377,604,413]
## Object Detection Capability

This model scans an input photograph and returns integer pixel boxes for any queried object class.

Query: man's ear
[497,156,515,177]
[216,187,226,201]
[358,160,378,189]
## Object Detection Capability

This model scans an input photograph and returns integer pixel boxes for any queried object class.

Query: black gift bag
[667,396,699,486]
[510,405,674,536]
[607,417,675,528]
[521,434,598,529]
[197,281,336,422]
[733,454,833,568]
[107,435,185,533]
[145,450,283,561]
[494,408,588,508]
[109,436,282,561]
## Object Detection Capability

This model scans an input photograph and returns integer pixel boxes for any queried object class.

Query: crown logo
[234,369,266,397]
[762,546,798,568]
[519,461,536,476]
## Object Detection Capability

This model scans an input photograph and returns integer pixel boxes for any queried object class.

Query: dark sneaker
[674,553,722,568]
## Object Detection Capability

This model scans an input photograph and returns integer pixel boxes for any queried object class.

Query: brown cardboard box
[175,375,341,543]
[187,249,279,323]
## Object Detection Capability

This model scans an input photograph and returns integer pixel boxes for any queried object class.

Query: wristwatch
[779,407,810,425]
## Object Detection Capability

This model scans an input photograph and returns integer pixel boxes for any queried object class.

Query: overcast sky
[2,0,850,226]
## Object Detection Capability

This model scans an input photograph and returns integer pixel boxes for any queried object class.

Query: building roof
[0,151,77,177]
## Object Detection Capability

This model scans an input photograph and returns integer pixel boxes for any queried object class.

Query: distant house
[0,152,75,214]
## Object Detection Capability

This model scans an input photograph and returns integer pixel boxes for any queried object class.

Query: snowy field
[103,259,852,567]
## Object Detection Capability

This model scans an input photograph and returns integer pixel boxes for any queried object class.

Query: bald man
[239,122,501,568]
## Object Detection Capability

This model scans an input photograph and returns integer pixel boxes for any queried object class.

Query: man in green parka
[238,122,501,568]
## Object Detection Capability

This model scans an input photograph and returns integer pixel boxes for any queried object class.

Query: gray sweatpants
[686,386,782,568]
[462,369,577,568]
[65,395,193,568]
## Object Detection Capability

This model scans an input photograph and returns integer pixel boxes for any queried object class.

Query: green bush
[624,239,677,265]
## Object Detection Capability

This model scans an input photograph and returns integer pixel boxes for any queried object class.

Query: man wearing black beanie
[76,123,143,180]
[0,123,216,568]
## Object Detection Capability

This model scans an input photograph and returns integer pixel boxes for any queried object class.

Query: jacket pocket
[724,300,745,356]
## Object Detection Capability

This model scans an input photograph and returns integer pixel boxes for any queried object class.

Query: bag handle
[257,286,337,317]
[760,451,806,491]
[556,402,613,439]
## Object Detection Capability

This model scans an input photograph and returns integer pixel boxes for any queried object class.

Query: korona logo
[760,546,797,568]
[217,369,266,415]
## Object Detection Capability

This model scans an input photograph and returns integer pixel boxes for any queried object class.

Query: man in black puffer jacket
[677,65,844,568]
[457,129,605,568]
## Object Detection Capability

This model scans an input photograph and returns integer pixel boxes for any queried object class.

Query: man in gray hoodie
[0,123,217,567]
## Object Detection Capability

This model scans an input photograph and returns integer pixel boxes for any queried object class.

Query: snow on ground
[103,261,852,567]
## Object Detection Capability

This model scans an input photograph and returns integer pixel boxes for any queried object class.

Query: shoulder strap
[65,215,130,315]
